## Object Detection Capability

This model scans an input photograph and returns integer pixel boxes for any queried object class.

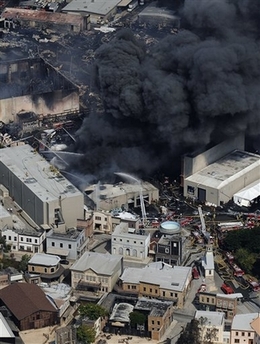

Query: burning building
[0,57,80,130]
[1,8,90,32]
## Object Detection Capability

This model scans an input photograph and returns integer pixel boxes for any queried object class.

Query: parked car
[221,283,234,294]
[192,267,200,279]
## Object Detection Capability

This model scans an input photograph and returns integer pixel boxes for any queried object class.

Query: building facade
[231,313,260,344]
[70,252,123,294]
[119,262,192,309]
[2,226,46,254]
[195,310,225,344]
[0,144,84,230]
[46,227,87,260]
[112,222,150,260]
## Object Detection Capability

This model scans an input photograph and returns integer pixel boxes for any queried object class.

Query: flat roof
[113,222,149,239]
[70,252,122,275]
[195,310,225,327]
[2,8,84,25]
[0,145,82,203]
[120,262,191,292]
[135,297,172,317]
[62,0,121,15]
[185,150,260,190]
[232,313,259,331]
[29,253,61,266]
[85,181,158,199]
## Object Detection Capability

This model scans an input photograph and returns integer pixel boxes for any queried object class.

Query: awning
[233,180,260,207]
[46,247,69,256]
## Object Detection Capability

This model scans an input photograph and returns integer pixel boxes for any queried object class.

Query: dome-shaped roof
[160,221,181,235]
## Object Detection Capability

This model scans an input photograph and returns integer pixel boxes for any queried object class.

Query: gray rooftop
[62,0,121,15]
[231,313,259,331]
[29,253,61,266]
[0,144,82,203]
[195,310,225,327]
[135,297,172,317]
[120,262,191,292]
[70,252,122,275]
[85,181,158,200]
[112,222,149,239]
[185,150,260,189]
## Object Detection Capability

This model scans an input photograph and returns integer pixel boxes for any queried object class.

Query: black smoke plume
[72,0,260,183]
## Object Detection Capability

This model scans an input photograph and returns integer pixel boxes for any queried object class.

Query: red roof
[0,283,57,320]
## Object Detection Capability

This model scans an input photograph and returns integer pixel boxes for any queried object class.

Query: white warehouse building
[0,144,84,230]
[183,135,260,207]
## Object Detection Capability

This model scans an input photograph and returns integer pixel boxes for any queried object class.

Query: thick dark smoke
[72,0,260,184]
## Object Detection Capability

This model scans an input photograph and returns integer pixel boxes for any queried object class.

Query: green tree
[18,254,31,272]
[129,311,146,328]
[235,248,257,274]
[176,319,200,344]
[77,324,96,343]
[78,303,107,320]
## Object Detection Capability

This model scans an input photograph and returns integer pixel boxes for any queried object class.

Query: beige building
[231,313,260,344]
[195,310,225,344]
[135,298,174,341]
[28,253,65,283]
[62,0,121,24]
[85,181,159,212]
[70,252,123,294]
[119,262,192,309]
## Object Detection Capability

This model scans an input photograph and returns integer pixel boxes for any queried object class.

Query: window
[3,236,6,240]
[242,332,245,336]
[14,236,17,241]
[134,241,136,243]
[132,285,136,289]
[127,240,129,243]
[35,239,38,243]
[31,267,34,271]
[44,268,47,273]
[150,288,152,292]
[68,244,71,249]
[170,292,173,297]
[51,268,54,273]
[8,236,11,240]
[26,238,32,243]
[187,185,195,195]
[105,217,107,221]
[113,238,116,241]
[235,332,238,336]
[173,242,177,247]
[207,298,209,303]
[209,270,212,275]
[128,285,130,289]
[175,293,178,298]
[162,291,165,296]
[155,290,158,294]
[60,243,63,248]
[234,340,240,343]
[95,216,101,220]
[120,239,122,242]
[152,320,154,324]
[248,333,251,337]
[157,321,160,325]
[143,287,146,291]
[13,246,16,250]
[140,242,143,244]
[52,242,55,247]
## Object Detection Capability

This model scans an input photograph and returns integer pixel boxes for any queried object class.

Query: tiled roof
[0,283,57,320]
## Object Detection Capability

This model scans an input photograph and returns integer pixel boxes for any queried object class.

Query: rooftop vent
[24,178,37,184]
